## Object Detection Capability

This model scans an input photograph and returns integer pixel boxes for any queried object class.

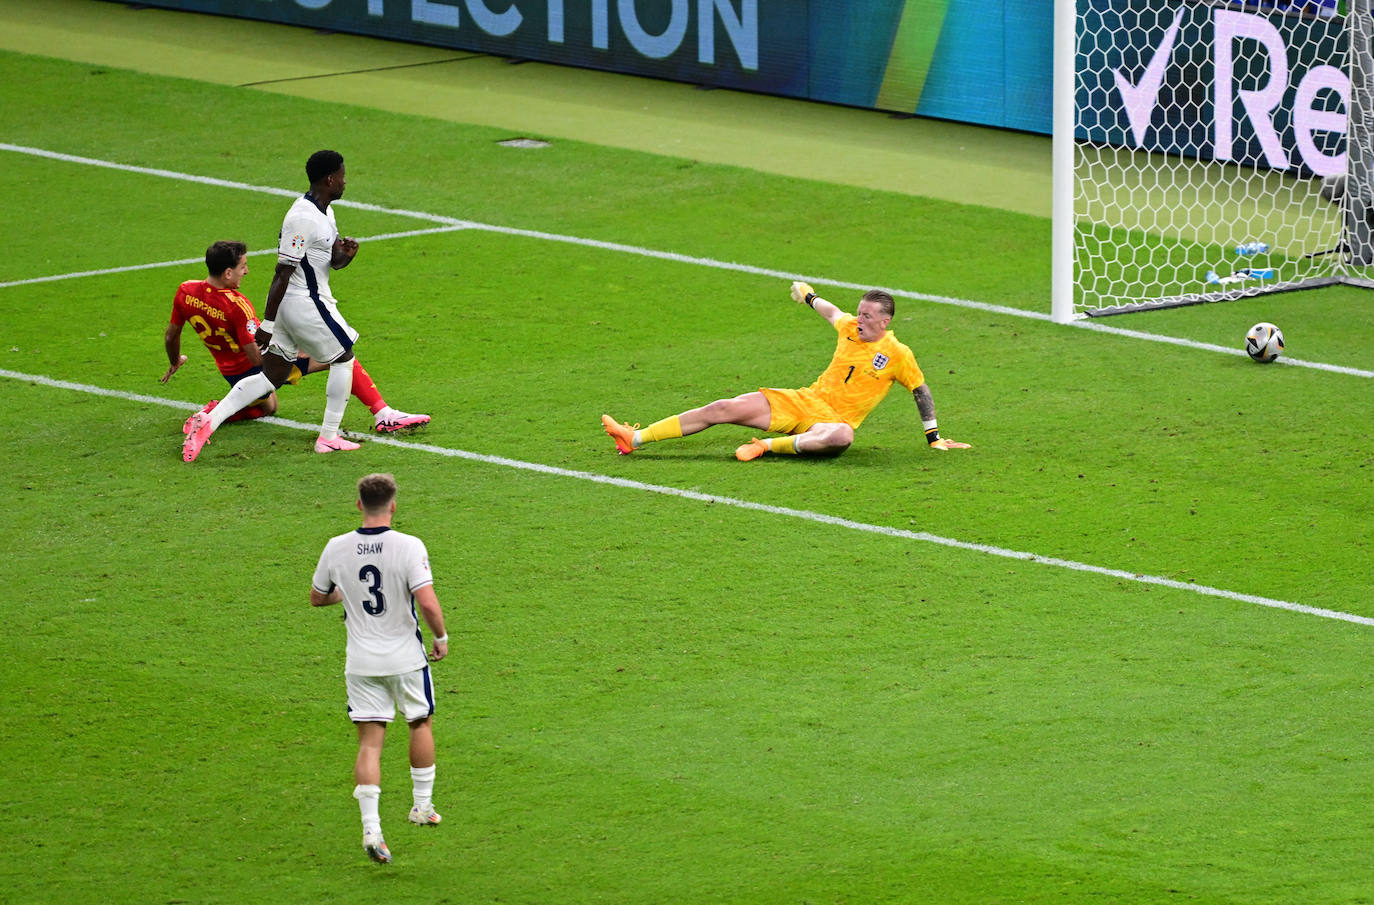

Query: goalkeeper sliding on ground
[602,282,970,461]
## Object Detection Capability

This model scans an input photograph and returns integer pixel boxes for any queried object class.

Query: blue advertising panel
[104,0,1058,133]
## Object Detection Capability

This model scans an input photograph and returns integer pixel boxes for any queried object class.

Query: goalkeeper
[602,282,970,461]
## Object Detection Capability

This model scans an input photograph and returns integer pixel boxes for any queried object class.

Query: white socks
[209,371,274,430]
[320,359,353,438]
[353,784,381,834]
[410,765,435,810]
[354,766,436,832]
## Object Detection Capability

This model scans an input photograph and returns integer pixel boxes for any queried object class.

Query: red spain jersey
[170,280,259,376]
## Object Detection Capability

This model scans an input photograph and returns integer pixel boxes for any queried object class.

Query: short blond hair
[357,473,397,514]
[861,289,895,317]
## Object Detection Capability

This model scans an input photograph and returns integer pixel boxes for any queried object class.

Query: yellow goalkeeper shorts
[760,387,845,435]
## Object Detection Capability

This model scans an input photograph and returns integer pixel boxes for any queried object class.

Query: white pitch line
[1070,319,1374,379]
[2,365,1367,628]
[448,220,1051,322]
[3,142,1371,379]
[0,225,470,289]
[0,142,464,225]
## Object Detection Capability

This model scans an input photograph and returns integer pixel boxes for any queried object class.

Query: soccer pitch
[3,8,1374,904]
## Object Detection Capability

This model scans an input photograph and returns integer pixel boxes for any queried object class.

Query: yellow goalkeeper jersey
[809,315,925,428]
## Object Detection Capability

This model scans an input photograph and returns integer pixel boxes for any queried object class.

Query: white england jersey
[278,193,339,305]
[312,526,434,676]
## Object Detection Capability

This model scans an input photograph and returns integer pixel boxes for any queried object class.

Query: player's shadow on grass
[619,447,887,466]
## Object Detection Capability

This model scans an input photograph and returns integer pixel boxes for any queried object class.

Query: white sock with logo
[353,784,381,834]
[320,359,353,438]
[410,765,435,810]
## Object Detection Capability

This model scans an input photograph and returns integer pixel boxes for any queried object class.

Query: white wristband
[258,319,274,332]
[434,634,448,644]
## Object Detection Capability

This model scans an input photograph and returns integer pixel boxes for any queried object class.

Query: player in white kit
[311,473,449,864]
[262,150,361,453]
[181,150,429,461]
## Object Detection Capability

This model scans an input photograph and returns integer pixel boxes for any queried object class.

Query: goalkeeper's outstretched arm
[913,383,971,450]
[790,281,845,325]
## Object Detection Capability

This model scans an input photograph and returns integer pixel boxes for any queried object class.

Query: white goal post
[1052,0,1374,321]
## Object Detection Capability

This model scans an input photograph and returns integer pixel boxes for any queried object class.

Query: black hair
[306,149,344,184]
[205,240,247,277]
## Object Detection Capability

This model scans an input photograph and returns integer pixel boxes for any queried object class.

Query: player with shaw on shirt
[311,472,449,865]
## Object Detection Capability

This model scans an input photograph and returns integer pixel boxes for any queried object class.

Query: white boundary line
[4,142,1371,379]
[1069,320,1374,378]
[0,226,469,289]
[0,143,463,224]
[1,365,1368,628]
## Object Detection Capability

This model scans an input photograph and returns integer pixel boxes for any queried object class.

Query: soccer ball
[1244,322,1284,363]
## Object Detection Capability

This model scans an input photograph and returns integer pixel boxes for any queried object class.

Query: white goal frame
[1052,0,1374,321]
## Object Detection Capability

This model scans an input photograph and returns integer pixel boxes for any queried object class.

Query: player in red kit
[162,240,430,433]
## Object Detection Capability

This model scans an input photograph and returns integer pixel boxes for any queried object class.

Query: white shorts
[268,292,358,364]
[346,666,434,723]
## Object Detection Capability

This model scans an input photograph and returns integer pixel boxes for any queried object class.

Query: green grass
[4,50,1374,905]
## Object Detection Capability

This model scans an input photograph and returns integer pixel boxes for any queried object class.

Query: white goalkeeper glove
[790,281,817,307]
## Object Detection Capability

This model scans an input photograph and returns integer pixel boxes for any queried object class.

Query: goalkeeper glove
[790,281,817,307]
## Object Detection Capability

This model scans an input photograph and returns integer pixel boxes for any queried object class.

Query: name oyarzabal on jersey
[170,280,260,376]
[312,526,434,677]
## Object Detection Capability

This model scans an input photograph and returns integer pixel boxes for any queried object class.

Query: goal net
[1052,0,1374,320]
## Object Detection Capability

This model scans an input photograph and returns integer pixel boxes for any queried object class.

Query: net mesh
[1073,0,1367,315]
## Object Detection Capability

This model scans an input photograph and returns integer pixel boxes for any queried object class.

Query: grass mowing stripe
[4,364,1366,627]
[0,225,469,289]
[6,142,1372,381]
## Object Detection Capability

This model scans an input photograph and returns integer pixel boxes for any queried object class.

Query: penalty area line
[2,366,1368,629]
[0,225,470,289]
[0,143,465,225]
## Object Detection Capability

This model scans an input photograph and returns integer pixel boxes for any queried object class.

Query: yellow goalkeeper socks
[769,436,799,455]
[638,415,683,445]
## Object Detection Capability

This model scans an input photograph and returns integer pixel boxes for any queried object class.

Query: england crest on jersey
[872,352,889,370]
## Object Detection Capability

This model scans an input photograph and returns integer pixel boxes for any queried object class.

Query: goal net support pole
[1348,0,1374,265]
[1052,0,1077,324]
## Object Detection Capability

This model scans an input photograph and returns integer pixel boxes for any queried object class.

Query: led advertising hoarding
[109,0,1054,133]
